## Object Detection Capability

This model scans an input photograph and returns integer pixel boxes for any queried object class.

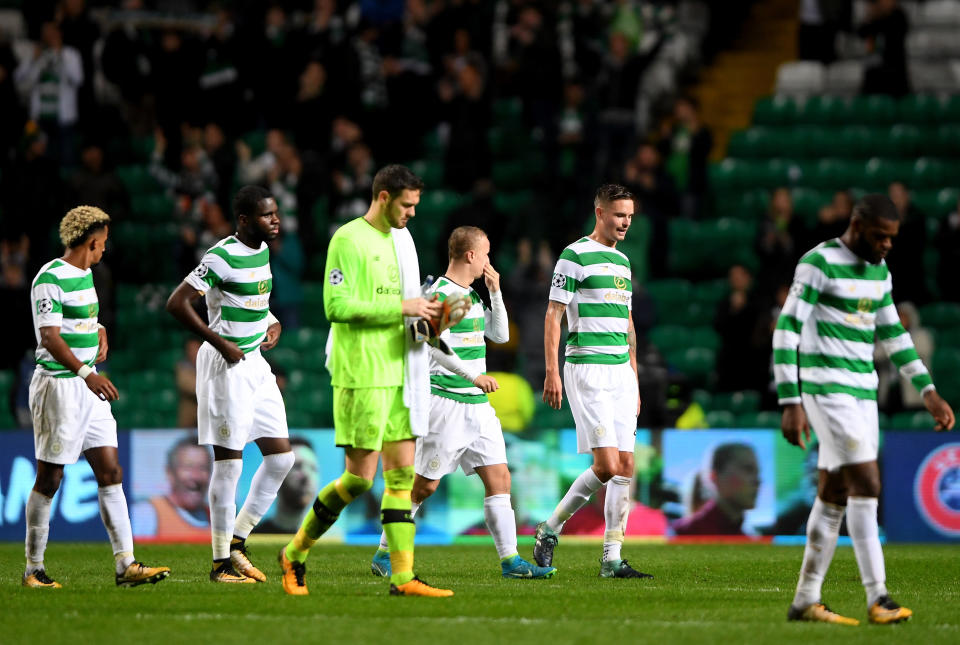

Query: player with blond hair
[370,226,557,580]
[24,206,170,589]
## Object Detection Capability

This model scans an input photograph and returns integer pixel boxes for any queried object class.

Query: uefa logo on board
[913,443,960,537]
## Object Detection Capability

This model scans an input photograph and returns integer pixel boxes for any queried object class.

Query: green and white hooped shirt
[549,236,633,366]
[31,259,100,377]
[185,236,272,353]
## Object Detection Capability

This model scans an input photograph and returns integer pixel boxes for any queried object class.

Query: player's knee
[339,470,374,500]
[33,473,62,498]
[383,465,415,491]
[95,464,123,487]
[266,450,296,477]
[592,463,616,483]
[413,477,438,503]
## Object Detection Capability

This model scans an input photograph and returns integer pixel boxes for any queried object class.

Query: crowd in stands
[0,0,957,430]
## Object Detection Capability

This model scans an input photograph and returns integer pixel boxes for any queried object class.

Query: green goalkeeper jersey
[324,217,405,388]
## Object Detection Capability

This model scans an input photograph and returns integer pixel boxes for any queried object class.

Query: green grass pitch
[1,540,958,644]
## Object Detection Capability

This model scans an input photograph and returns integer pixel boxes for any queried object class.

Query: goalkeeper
[370,226,557,580]
[279,165,452,597]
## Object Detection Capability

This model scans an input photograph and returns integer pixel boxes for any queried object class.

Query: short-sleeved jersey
[429,277,490,404]
[184,236,272,353]
[773,238,933,404]
[31,259,99,377]
[549,237,632,365]
[323,217,405,388]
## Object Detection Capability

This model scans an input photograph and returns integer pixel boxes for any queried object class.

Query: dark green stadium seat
[934,327,960,350]
[492,158,544,190]
[911,158,947,188]
[691,279,728,306]
[940,95,960,123]
[286,410,313,429]
[810,159,860,190]
[145,389,178,414]
[735,411,782,429]
[921,303,960,330]
[532,400,575,429]
[422,129,445,159]
[798,95,851,125]
[690,326,720,351]
[850,95,897,125]
[691,389,712,410]
[929,125,960,157]
[646,279,693,306]
[492,97,523,126]
[711,390,760,415]
[416,189,466,219]
[791,187,830,224]
[0,369,14,396]
[493,190,535,215]
[668,347,716,384]
[890,411,935,431]
[899,94,941,124]
[241,130,267,157]
[302,282,324,304]
[649,325,689,354]
[408,159,443,188]
[884,124,922,157]
[753,96,797,126]
[116,164,158,195]
[862,158,912,190]
[130,194,175,222]
[757,158,795,188]
[706,410,736,428]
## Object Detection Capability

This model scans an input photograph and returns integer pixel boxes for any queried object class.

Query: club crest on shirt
[257,280,269,294]
[329,268,344,285]
[218,425,230,438]
[551,273,566,288]
[614,276,627,290]
[36,298,53,314]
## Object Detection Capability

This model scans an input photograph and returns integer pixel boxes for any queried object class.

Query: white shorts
[801,392,879,472]
[564,361,638,454]
[197,342,288,451]
[29,370,117,465]
[415,394,507,478]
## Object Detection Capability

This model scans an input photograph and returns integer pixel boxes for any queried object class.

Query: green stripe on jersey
[208,245,270,269]
[800,254,889,281]
[222,278,273,296]
[773,348,798,364]
[450,317,484,334]
[580,275,632,290]
[33,272,94,292]
[221,305,269,322]
[876,323,905,340]
[453,346,485,361]
[61,302,98,319]
[36,356,95,375]
[431,374,476,389]
[567,331,627,346]
[565,352,630,365]
[222,331,267,350]
[816,321,874,343]
[59,332,99,348]
[777,382,800,399]
[799,352,874,373]
[801,382,878,400]
[817,293,883,314]
[563,250,630,268]
[776,315,803,333]
[889,347,919,367]
[431,388,488,404]
[578,303,629,319]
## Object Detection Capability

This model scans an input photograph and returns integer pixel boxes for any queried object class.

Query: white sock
[847,496,888,607]
[792,497,845,608]
[378,501,420,552]
[25,490,53,575]
[209,459,243,561]
[234,452,295,539]
[546,468,604,533]
[484,494,518,560]
[602,475,631,562]
[97,484,136,574]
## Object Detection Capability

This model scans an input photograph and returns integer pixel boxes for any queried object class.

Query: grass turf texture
[1,541,957,644]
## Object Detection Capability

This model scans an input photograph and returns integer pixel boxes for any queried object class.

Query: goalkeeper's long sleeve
[323,234,403,325]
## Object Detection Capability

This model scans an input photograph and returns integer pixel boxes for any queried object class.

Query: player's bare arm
[95,324,108,363]
[627,312,642,416]
[781,403,811,449]
[166,282,245,363]
[923,389,956,431]
[543,300,566,410]
[39,326,118,401]
[402,297,443,320]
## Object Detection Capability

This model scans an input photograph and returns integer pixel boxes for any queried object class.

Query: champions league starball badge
[914,442,960,537]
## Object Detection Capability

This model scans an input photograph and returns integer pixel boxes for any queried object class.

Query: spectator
[202,123,237,217]
[623,142,679,278]
[714,264,765,392]
[441,57,491,192]
[807,189,853,248]
[885,181,928,304]
[797,0,851,64]
[150,128,219,217]
[14,20,83,164]
[236,127,286,185]
[197,8,242,132]
[331,141,374,222]
[594,30,646,179]
[937,198,960,303]
[291,61,334,155]
[175,337,202,428]
[755,187,805,288]
[506,238,555,387]
[875,302,934,411]
[0,34,26,157]
[859,0,909,97]
[659,96,713,219]
[268,230,305,331]
[58,0,100,122]
[67,142,127,218]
